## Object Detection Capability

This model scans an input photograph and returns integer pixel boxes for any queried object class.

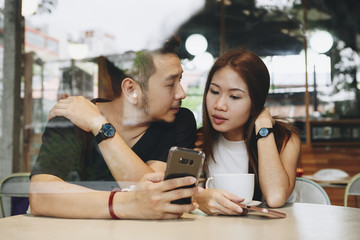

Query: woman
[194,49,301,215]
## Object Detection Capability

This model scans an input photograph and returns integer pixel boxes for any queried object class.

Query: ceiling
[175,0,360,58]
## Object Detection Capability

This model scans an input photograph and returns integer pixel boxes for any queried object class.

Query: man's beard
[140,92,182,123]
[121,93,151,126]
[140,92,149,115]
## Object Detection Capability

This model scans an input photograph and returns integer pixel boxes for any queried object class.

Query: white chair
[287,177,331,205]
[313,168,349,181]
[0,172,30,218]
[344,173,360,207]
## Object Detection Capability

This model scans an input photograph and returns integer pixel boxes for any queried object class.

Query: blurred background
[0,0,359,206]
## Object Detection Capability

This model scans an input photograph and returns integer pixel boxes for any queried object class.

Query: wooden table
[1,203,359,240]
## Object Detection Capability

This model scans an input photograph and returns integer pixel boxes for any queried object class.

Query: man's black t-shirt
[30,106,196,189]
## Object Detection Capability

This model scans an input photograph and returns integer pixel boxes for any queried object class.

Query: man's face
[142,53,185,123]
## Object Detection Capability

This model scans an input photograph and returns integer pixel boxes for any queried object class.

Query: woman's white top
[207,134,249,177]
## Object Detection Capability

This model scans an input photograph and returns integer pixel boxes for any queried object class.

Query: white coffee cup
[205,173,254,204]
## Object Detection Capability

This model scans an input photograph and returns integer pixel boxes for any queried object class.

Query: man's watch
[95,123,116,144]
[256,127,273,141]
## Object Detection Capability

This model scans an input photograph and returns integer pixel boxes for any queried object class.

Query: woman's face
[206,66,252,141]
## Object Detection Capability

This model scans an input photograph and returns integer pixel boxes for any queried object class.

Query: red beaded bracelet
[108,188,121,219]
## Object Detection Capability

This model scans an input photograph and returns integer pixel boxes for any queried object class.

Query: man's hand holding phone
[116,172,198,219]
[164,147,205,204]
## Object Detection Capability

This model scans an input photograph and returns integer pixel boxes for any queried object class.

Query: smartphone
[164,146,205,204]
[236,203,286,218]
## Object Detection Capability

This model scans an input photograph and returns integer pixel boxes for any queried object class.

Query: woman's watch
[95,123,116,144]
[256,127,273,141]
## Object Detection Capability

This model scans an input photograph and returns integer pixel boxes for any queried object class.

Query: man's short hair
[107,59,129,98]
[106,35,180,97]
[155,35,181,55]
[129,35,181,92]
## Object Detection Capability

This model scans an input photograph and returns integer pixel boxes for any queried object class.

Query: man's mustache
[172,100,182,108]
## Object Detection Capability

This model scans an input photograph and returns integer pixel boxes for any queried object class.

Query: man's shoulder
[46,116,75,129]
[91,98,111,104]
[150,107,195,130]
[45,116,88,137]
[174,107,197,131]
[176,107,195,121]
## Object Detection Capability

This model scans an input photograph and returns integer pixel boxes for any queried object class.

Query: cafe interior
[0,0,360,236]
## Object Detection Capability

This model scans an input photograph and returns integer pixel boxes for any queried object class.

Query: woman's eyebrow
[210,82,219,87]
[210,83,246,93]
[229,88,246,93]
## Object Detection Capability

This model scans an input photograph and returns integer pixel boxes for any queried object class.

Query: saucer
[244,200,262,206]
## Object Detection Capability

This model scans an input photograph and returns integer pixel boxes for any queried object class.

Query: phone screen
[164,146,205,204]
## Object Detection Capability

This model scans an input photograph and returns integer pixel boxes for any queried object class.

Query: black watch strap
[256,127,274,141]
[95,123,116,144]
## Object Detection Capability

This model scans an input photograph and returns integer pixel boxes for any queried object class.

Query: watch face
[103,123,116,137]
[259,128,269,137]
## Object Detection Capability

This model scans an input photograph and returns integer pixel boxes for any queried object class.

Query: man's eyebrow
[166,71,183,81]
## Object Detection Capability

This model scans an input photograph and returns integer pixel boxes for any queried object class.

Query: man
[29,36,199,219]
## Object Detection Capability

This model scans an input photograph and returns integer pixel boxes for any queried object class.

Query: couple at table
[29,36,301,220]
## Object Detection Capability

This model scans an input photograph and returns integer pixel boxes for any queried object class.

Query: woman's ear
[121,78,139,104]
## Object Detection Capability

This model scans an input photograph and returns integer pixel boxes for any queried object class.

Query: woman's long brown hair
[202,49,298,200]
